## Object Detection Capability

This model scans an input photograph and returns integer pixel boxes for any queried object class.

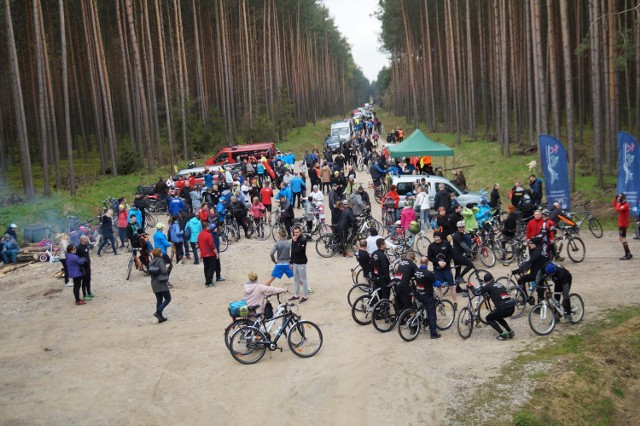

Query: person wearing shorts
[613,193,633,260]
[265,228,292,286]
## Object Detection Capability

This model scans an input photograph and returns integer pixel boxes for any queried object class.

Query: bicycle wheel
[507,286,527,319]
[568,293,584,323]
[588,217,603,238]
[478,244,496,268]
[477,297,494,325]
[351,264,362,285]
[528,303,556,335]
[436,299,455,330]
[145,213,157,229]
[347,283,370,307]
[126,257,133,281]
[288,320,323,358]
[224,318,252,349]
[316,223,333,238]
[372,299,399,333]
[466,268,489,288]
[255,219,272,241]
[414,234,431,256]
[229,326,267,364]
[315,234,338,258]
[271,222,282,242]
[566,237,585,263]
[352,294,375,325]
[457,307,474,339]
[219,234,229,253]
[397,309,421,342]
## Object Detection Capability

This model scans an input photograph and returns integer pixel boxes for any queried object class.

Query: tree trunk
[589,0,604,187]
[4,0,36,201]
[33,0,51,196]
[547,0,561,138]
[60,0,75,195]
[155,0,175,167]
[125,0,154,173]
[560,0,575,191]
[115,0,136,152]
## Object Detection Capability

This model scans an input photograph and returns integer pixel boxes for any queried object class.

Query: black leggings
[486,305,515,333]
[452,254,474,281]
[72,276,84,302]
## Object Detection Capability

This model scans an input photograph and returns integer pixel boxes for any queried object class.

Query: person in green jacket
[462,203,479,233]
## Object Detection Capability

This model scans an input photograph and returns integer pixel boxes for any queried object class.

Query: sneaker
[527,296,536,306]
[496,332,508,340]
[207,283,216,288]
[167,283,174,289]
[453,303,458,310]
[96,252,102,257]
[153,312,162,321]
[507,330,515,339]
[194,262,199,265]
[564,314,573,323]
[216,277,226,282]
[159,316,168,323]
[75,300,86,305]
[289,296,300,301]
[83,296,92,301]
[620,254,632,260]
[185,256,192,260]
[300,297,308,303]
[430,333,442,339]
[308,289,315,295]
[64,282,73,288]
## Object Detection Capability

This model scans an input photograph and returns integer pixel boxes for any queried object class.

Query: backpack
[519,194,534,214]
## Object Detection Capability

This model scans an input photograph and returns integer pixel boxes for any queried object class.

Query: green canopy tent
[387,129,454,158]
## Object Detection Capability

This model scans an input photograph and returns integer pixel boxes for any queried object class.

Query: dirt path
[0,180,639,425]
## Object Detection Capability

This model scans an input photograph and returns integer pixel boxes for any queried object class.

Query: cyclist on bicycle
[369,157,387,189]
[371,238,392,300]
[472,272,515,340]
[451,221,475,285]
[537,262,573,322]
[427,231,458,309]
[414,257,442,339]
[513,237,548,304]
[394,251,418,312]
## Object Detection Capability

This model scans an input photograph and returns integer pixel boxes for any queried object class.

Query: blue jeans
[420,209,430,231]
[155,290,172,314]
[190,242,199,264]
[2,249,18,263]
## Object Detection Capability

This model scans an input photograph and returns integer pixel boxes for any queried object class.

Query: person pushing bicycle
[471,272,515,340]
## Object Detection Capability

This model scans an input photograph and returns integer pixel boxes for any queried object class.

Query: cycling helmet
[395,220,402,226]
[483,272,494,283]
[545,263,557,275]
[542,209,550,217]
[405,192,414,197]
[480,196,488,205]
[456,220,465,228]
[209,223,218,232]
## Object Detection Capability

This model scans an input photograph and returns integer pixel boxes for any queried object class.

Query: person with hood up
[462,203,479,233]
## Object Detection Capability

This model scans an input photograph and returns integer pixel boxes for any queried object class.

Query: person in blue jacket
[185,214,202,265]
[169,218,184,264]
[216,199,228,224]
[475,197,493,228]
[168,194,186,217]
[277,182,294,205]
[203,170,214,189]
[153,223,173,285]
[289,173,306,209]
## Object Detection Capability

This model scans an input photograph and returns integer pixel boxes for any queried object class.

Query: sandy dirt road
[0,183,639,425]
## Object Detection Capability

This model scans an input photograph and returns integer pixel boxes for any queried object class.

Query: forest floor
[0,175,639,425]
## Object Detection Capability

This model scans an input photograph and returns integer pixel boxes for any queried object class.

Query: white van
[330,120,354,147]
[391,175,485,208]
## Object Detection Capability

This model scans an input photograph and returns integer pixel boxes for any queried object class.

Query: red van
[204,143,277,166]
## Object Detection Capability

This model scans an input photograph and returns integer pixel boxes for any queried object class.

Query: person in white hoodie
[243,272,287,315]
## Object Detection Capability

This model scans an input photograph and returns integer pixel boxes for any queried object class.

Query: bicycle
[494,269,530,319]
[228,297,323,365]
[469,229,497,268]
[528,283,584,335]
[371,281,403,333]
[564,200,603,239]
[456,282,496,339]
[554,226,586,263]
[247,216,272,241]
[397,293,455,341]
[126,248,149,280]
[38,244,60,263]
[224,293,289,350]
[351,284,388,325]
[315,226,364,258]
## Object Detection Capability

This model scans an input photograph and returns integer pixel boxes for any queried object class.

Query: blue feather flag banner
[538,135,571,210]
[617,131,640,217]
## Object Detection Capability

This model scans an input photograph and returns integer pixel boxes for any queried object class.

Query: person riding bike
[537,262,573,322]
[472,272,516,340]
[451,220,476,285]
[414,257,443,339]
[513,237,549,304]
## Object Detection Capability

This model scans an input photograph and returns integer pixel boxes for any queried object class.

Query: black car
[324,135,344,153]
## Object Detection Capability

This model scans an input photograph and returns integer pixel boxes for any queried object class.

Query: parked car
[391,174,485,209]
[324,135,343,153]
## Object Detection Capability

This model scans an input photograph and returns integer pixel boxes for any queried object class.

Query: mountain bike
[371,281,402,333]
[456,283,496,339]
[351,284,386,325]
[397,293,455,341]
[126,248,148,280]
[554,227,586,263]
[565,200,603,238]
[495,270,529,319]
[228,296,323,364]
[528,283,584,336]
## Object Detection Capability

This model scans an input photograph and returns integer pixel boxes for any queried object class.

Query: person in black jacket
[355,239,372,281]
[513,237,549,303]
[336,202,356,257]
[490,183,501,210]
[96,209,118,256]
[133,193,148,228]
[427,231,458,308]
[473,272,515,340]
[229,196,250,238]
[538,262,573,321]
[414,257,442,339]
[371,238,391,300]
[290,226,310,302]
[76,236,94,301]
[447,204,464,235]
[433,184,450,213]
[394,251,418,312]
[451,221,475,284]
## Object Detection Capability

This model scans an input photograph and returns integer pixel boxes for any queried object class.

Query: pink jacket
[243,282,286,315]
[250,202,266,219]
[400,207,416,230]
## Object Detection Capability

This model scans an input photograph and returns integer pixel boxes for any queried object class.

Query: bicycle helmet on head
[483,272,494,283]
[545,263,557,275]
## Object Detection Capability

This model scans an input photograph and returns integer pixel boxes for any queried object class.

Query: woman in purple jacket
[66,245,86,305]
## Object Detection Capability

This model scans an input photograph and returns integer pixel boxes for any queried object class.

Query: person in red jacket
[198,222,219,286]
[614,193,633,260]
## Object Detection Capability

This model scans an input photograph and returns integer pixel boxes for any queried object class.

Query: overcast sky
[322,0,389,83]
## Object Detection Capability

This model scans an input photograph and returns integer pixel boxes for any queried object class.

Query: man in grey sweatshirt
[265,228,292,286]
